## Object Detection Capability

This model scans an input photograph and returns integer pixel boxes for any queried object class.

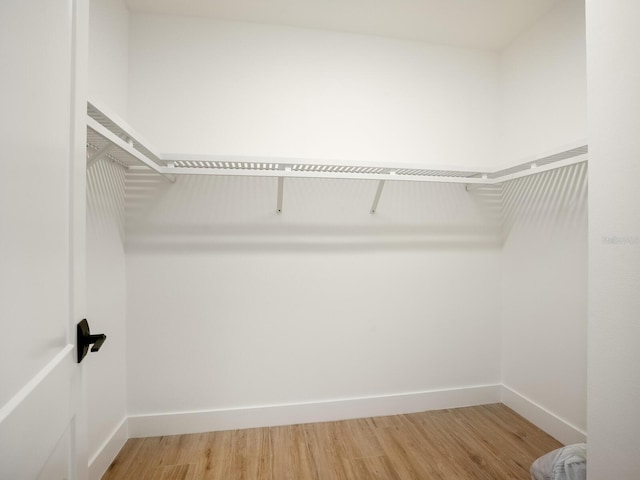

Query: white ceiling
[125,0,561,51]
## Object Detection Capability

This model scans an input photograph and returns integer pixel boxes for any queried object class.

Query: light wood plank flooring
[102,404,561,480]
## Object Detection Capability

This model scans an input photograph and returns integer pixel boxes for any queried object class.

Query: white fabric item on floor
[530,443,587,480]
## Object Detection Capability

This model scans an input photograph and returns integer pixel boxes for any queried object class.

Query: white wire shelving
[86,99,588,212]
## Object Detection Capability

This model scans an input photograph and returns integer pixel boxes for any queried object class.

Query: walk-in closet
[2,0,639,479]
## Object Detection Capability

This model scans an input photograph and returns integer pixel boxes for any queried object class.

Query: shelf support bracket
[465,174,490,192]
[277,177,284,214]
[370,180,386,214]
[87,117,176,183]
[86,143,113,170]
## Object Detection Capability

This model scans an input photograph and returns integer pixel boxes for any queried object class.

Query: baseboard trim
[128,384,501,438]
[501,385,586,445]
[88,385,586,471]
[89,417,128,480]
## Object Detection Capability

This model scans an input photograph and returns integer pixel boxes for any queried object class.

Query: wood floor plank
[271,424,317,480]
[451,405,561,475]
[200,430,234,479]
[228,427,272,480]
[336,417,384,459]
[101,437,144,480]
[398,411,473,479]
[374,420,445,479]
[102,404,562,480]
[303,421,356,480]
[173,433,210,467]
[350,455,402,480]
[149,464,192,480]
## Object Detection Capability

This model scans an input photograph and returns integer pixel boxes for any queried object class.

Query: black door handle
[77,319,107,363]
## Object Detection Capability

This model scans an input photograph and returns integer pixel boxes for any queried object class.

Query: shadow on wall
[87,157,126,243]
[500,162,588,238]
[124,172,503,253]
[121,163,586,252]
[468,162,588,242]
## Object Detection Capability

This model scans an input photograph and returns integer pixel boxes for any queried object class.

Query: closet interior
[85,0,589,479]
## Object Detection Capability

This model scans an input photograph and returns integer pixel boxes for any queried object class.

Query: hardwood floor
[102,404,561,480]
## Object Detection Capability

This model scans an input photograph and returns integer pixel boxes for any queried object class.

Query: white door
[0,0,89,479]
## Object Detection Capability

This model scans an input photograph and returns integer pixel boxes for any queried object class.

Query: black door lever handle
[77,319,107,363]
[89,333,106,352]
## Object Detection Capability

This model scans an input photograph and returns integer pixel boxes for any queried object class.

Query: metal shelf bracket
[86,143,114,170]
[370,180,386,214]
[277,177,284,213]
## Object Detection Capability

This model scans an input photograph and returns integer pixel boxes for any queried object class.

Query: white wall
[87,1,130,477]
[86,159,128,479]
[84,0,593,447]
[127,14,499,170]
[89,0,129,118]
[120,5,590,440]
[125,174,502,424]
[499,163,588,444]
[493,0,589,445]
[586,1,640,478]
[499,0,586,165]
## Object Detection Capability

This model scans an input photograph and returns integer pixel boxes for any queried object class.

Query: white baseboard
[89,417,128,480]
[89,385,586,473]
[128,384,501,438]
[501,385,586,445]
